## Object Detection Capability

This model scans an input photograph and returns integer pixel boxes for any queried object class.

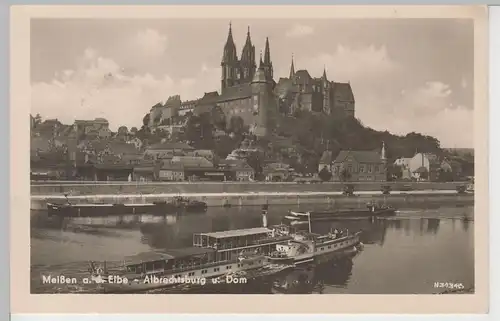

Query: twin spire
[223,23,271,64]
[222,22,273,80]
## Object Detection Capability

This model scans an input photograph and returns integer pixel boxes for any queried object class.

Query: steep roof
[333,82,355,102]
[294,70,312,82]
[319,150,333,164]
[147,142,194,151]
[171,155,213,168]
[108,142,139,155]
[333,150,382,164]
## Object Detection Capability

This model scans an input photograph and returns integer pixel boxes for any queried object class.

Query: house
[132,161,161,182]
[263,162,291,182]
[145,142,195,159]
[408,153,441,181]
[217,159,254,181]
[73,118,110,139]
[331,143,387,182]
[158,162,185,181]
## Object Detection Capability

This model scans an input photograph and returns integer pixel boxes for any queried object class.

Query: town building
[158,162,185,181]
[73,118,111,139]
[331,143,387,182]
[217,159,255,181]
[144,142,195,159]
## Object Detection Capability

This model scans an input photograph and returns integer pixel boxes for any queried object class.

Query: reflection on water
[30,204,474,294]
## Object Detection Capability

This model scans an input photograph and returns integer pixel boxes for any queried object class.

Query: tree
[142,113,150,127]
[184,113,214,149]
[130,127,138,134]
[33,114,42,128]
[117,126,128,136]
[318,166,332,181]
[210,105,227,130]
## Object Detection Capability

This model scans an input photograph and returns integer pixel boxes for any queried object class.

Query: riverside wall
[31,181,467,196]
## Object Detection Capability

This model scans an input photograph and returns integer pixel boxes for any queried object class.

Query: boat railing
[205,235,292,250]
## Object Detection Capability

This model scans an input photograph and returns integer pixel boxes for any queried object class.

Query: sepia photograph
[11,5,488,314]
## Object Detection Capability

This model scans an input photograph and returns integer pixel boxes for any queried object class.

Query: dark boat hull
[47,201,207,217]
[286,208,396,223]
[310,208,396,219]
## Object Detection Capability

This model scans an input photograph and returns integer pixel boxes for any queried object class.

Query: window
[359,165,365,173]
[328,246,331,249]
[226,266,232,270]
[347,164,353,173]
[368,165,373,173]
[214,268,220,272]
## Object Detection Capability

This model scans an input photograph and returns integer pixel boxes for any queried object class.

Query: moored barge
[285,203,396,225]
[47,196,207,217]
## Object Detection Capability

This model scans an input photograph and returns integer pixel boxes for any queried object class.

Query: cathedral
[149,23,355,136]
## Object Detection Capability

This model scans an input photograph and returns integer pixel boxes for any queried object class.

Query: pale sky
[31,18,474,148]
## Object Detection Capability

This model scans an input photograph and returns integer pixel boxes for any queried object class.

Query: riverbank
[30,190,474,210]
[31,181,468,196]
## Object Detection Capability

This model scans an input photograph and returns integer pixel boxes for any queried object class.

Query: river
[30,204,474,294]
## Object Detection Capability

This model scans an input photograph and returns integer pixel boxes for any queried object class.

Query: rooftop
[147,142,194,151]
[333,150,383,164]
[197,227,272,239]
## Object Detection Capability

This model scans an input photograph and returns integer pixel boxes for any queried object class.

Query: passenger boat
[88,226,294,293]
[284,203,396,225]
[47,196,207,217]
[267,226,362,266]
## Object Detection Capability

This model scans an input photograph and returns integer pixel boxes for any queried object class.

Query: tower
[239,26,256,83]
[381,141,387,164]
[221,22,239,93]
[251,53,274,137]
[289,54,295,80]
[262,37,273,81]
[322,66,331,114]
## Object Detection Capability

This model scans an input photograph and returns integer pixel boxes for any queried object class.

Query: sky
[30,18,474,148]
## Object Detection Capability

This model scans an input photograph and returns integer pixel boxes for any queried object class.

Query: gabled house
[331,143,387,182]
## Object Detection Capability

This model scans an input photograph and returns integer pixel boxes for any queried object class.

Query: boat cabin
[121,247,216,277]
[193,227,291,261]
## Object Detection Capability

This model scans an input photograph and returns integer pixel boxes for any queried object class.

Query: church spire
[221,21,237,64]
[381,141,387,161]
[289,54,295,79]
[262,37,273,80]
[259,50,264,68]
[264,37,271,64]
[322,65,328,80]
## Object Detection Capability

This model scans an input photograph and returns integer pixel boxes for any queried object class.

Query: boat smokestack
[261,204,269,228]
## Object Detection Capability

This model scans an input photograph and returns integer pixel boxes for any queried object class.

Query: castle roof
[294,70,312,82]
[333,82,355,102]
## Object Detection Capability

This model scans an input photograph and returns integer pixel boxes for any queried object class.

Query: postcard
[11,4,489,314]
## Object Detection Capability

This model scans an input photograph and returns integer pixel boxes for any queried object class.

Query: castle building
[148,23,355,135]
[275,56,355,117]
